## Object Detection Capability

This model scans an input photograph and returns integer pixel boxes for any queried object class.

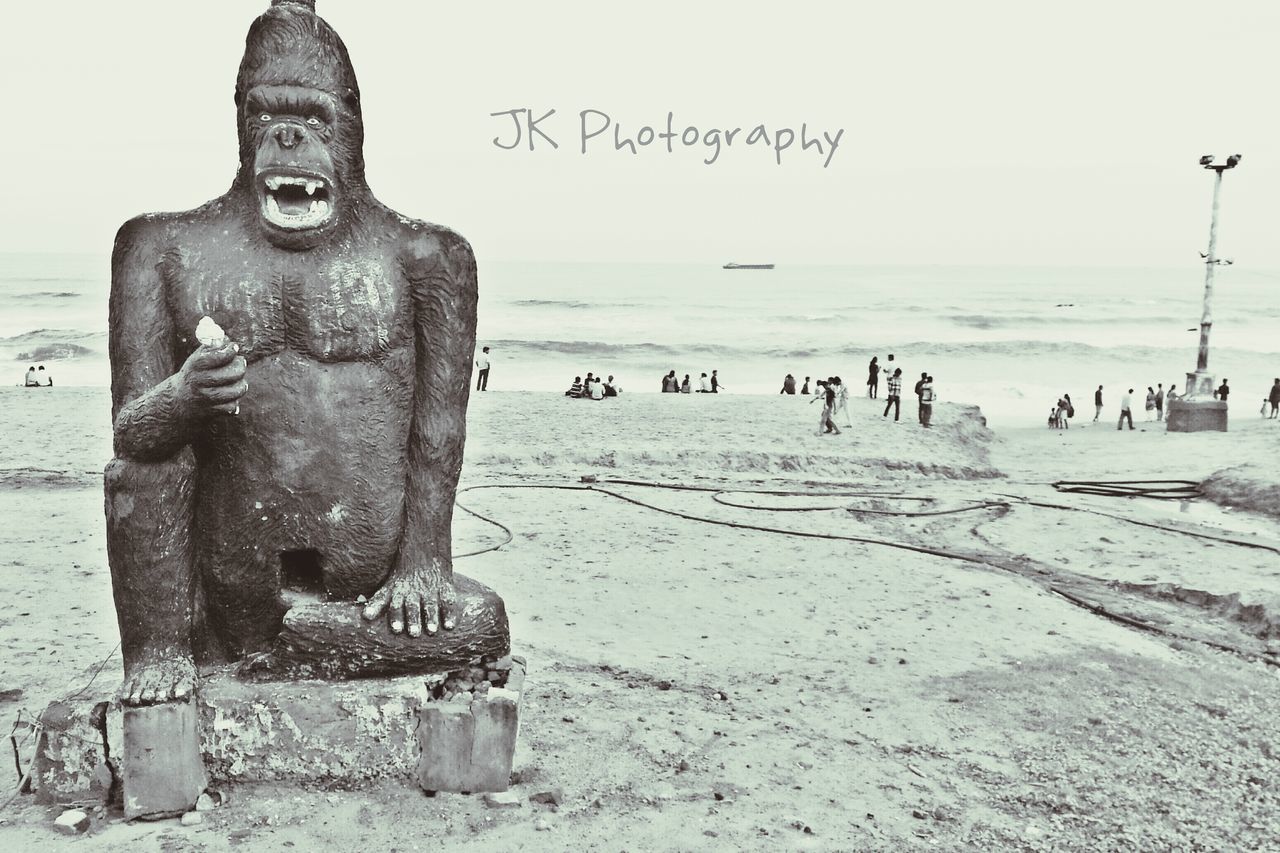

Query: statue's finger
[205,380,248,404]
[388,590,406,633]
[406,597,423,637]
[190,344,238,370]
[440,597,457,631]
[362,586,391,621]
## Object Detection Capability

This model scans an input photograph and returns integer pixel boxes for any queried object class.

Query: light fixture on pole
[1167,153,1241,433]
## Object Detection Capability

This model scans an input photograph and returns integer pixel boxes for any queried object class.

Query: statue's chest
[171,257,412,362]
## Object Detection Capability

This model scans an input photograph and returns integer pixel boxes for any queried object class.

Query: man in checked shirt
[882,367,903,421]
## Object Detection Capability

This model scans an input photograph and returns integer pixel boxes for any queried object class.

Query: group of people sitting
[564,372,621,399]
[23,365,53,387]
[661,370,724,394]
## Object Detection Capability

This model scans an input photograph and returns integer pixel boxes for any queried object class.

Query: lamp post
[1168,153,1241,432]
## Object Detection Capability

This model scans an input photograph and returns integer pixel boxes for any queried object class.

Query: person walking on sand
[812,378,840,435]
[1093,385,1103,422]
[1269,378,1280,418]
[1155,383,1164,421]
[867,357,879,399]
[711,370,724,393]
[1118,388,1135,430]
[801,376,810,395]
[883,367,903,421]
[780,374,797,395]
[474,346,491,391]
[833,376,851,426]
[919,375,935,428]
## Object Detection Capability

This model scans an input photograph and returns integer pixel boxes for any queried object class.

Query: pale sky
[3,0,1278,266]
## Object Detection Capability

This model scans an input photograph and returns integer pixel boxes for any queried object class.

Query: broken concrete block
[54,809,90,835]
[33,701,114,806]
[483,791,522,808]
[416,657,525,794]
[122,702,207,820]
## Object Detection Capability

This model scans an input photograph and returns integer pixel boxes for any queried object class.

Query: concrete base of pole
[1166,397,1228,432]
[1184,370,1217,400]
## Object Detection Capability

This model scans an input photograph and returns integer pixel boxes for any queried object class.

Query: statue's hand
[361,560,458,637]
[177,342,247,415]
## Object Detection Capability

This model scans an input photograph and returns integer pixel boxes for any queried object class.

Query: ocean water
[3,253,1278,427]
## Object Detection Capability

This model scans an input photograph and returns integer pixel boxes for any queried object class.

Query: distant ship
[722,262,775,269]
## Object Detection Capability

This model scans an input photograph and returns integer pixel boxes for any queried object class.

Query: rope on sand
[452,478,1280,669]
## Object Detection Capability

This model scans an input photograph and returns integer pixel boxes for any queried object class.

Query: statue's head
[234,0,364,250]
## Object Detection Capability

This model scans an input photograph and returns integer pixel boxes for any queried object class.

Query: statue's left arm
[363,230,478,636]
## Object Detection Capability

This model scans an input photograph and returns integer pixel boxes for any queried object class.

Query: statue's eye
[305,116,322,127]
[259,113,272,122]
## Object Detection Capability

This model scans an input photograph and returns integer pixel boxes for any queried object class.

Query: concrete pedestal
[32,655,525,810]
[1167,398,1228,432]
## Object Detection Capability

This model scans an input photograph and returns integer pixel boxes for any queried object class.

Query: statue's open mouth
[260,172,334,230]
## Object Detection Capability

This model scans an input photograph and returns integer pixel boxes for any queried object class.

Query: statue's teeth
[305,181,318,196]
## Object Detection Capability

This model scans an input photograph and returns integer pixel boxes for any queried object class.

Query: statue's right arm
[109,218,246,461]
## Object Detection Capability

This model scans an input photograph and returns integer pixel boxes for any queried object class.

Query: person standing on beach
[1218,379,1230,402]
[913,372,928,423]
[1143,387,1156,421]
[883,368,902,421]
[867,357,879,399]
[882,354,897,387]
[474,346,491,391]
[1118,388,1135,430]
[801,377,810,395]
[1155,384,1164,421]
[919,375,935,428]
[711,370,724,393]
[1094,385,1103,422]
[780,374,797,395]
[1268,378,1280,418]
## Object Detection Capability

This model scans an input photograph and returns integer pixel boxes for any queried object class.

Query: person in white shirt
[1117,388,1135,430]
[698,373,712,393]
[589,377,604,400]
[474,346,491,391]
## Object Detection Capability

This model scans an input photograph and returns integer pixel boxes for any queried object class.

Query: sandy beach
[1,387,1278,851]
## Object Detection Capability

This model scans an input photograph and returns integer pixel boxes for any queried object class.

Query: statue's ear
[343,90,359,112]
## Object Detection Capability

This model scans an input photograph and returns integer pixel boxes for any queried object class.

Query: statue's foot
[120,657,198,706]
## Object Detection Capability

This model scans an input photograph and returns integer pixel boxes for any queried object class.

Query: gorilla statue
[106,0,506,704]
